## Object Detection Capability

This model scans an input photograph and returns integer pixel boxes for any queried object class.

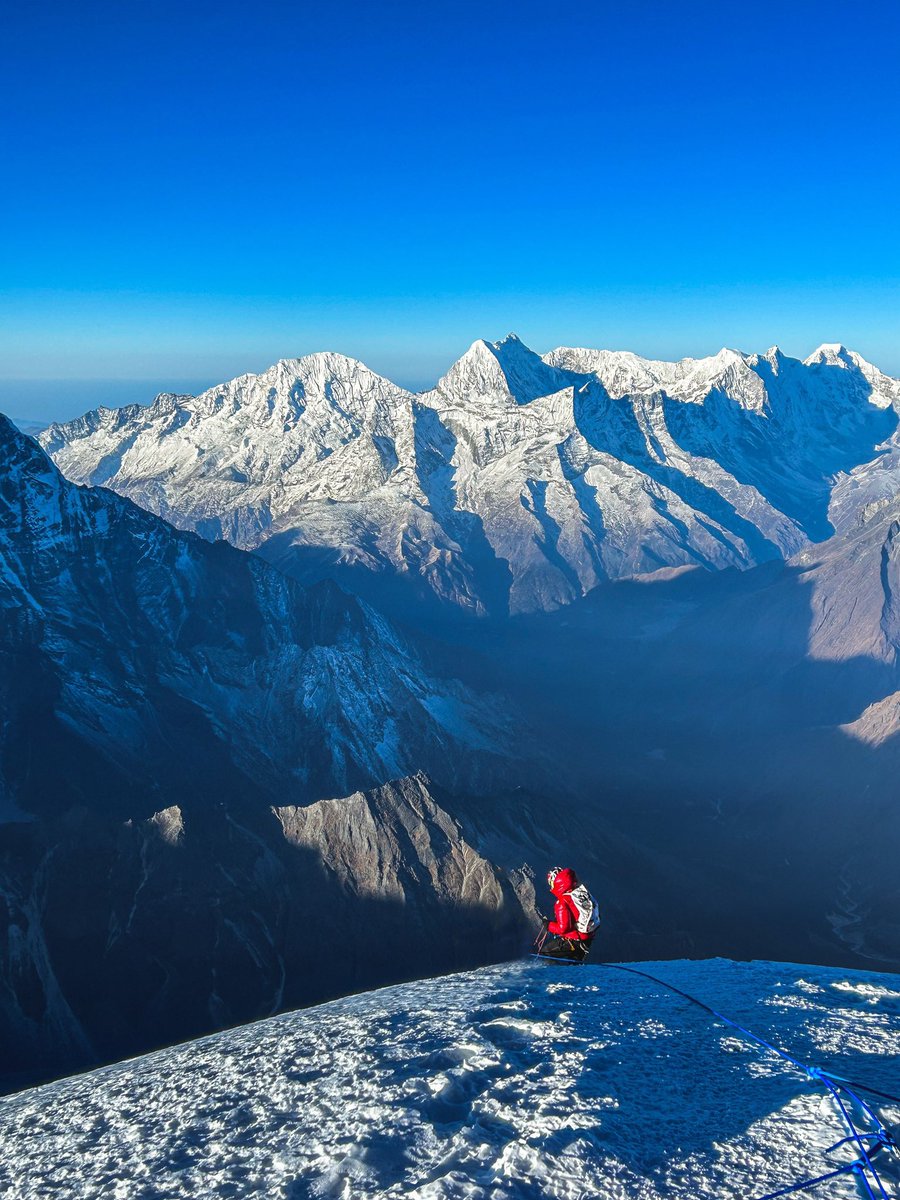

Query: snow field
[1,958,898,1199]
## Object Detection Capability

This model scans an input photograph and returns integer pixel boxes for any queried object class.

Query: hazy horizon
[6,329,900,427]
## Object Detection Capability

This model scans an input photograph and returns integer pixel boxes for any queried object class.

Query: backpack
[567,883,600,934]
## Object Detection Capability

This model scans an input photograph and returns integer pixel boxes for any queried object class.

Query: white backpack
[567,883,600,934]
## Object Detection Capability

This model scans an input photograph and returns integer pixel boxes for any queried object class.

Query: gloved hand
[538,913,550,927]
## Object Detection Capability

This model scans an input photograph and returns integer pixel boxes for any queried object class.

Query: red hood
[551,867,578,896]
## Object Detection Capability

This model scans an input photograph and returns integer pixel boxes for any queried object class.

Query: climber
[535,866,600,962]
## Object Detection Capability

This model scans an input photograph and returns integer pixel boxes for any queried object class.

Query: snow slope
[39,336,900,615]
[3,958,898,1199]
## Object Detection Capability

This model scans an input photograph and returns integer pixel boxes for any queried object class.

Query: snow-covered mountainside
[3,958,898,1199]
[0,414,509,804]
[0,416,538,1090]
[40,336,900,615]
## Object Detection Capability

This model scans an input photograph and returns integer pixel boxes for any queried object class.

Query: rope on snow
[591,961,899,1199]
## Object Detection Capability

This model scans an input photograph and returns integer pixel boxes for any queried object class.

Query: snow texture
[3,958,898,1199]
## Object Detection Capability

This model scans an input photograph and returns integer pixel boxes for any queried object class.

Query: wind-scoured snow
[39,336,900,615]
[3,958,898,1199]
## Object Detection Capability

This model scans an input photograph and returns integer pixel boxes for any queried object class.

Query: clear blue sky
[2,0,898,420]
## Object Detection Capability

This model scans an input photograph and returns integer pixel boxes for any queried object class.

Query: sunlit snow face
[37,337,900,619]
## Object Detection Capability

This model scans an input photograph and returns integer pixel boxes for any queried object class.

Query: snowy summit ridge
[3,958,898,1199]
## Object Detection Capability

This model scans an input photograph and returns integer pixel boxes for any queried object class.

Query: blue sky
[2,0,898,420]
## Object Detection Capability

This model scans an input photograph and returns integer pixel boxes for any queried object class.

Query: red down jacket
[547,867,592,941]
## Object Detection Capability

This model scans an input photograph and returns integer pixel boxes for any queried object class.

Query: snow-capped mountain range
[4,958,899,1199]
[40,335,900,615]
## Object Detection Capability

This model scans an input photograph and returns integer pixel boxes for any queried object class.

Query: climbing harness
[531,925,590,965]
[594,962,900,1199]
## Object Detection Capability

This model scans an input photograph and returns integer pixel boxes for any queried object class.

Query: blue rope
[824,1073,900,1107]
[755,1161,862,1199]
[823,1081,898,1165]
[594,961,895,1200]
[818,1076,888,1200]
[827,1131,891,1153]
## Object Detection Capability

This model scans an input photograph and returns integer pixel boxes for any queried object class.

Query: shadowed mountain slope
[1,415,512,811]
[447,501,900,974]
[0,417,538,1091]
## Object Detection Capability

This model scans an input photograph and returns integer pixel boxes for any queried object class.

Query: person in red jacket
[537,866,599,961]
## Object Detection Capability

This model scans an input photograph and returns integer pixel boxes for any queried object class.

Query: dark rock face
[0,418,534,1092]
